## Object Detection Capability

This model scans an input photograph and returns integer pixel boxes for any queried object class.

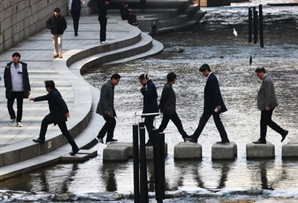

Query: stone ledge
[282,144,298,159]
[60,153,90,163]
[212,141,237,160]
[246,141,275,159]
[174,142,202,159]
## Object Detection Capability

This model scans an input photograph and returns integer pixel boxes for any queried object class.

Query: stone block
[282,144,298,159]
[77,149,98,158]
[144,143,168,160]
[212,141,237,160]
[107,142,133,156]
[138,17,159,35]
[60,153,89,162]
[174,142,202,159]
[103,146,129,162]
[246,141,275,159]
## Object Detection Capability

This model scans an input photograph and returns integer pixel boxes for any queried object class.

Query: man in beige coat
[254,67,288,144]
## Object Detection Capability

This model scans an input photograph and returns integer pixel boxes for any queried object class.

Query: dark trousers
[97,116,116,141]
[192,112,229,142]
[260,108,284,141]
[99,17,107,42]
[39,114,78,151]
[144,115,156,142]
[158,112,187,138]
[71,10,81,34]
[7,91,24,122]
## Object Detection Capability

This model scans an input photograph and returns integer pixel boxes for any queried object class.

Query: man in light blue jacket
[96,73,121,144]
[254,67,288,144]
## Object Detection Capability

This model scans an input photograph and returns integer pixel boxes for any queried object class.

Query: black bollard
[139,122,148,203]
[253,7,258,44]
[248,7,252,43]
[259,4,264,48]
[159,132,165,199]
[153,129,163,202]
[133,124,140,203]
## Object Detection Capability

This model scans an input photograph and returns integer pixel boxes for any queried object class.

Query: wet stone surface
[1,1,298,202]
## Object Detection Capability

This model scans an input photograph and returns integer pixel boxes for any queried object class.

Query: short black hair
[111,73,121,80]
[44,80,55,89]
[167,72,177,82]
[199,64,211,72]
[255,67,266,73]
[12,52,21,58]
[54,8,60,13]
[139,73,149,80]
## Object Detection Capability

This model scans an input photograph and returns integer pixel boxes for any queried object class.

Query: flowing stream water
[1,1,298,202]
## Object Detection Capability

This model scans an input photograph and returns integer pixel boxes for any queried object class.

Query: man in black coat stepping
[30,80,79,155]
[186,64,230,144]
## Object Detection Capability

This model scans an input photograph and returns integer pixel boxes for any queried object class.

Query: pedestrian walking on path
[46,8,67,58]
[186,64,230,144]
[96,73,121,144]
[68,0,83,36]
[98,0,110,44]
[139,73,159,146]
[30,80,79,156]
[158,72,188,142]
[4,52,31,127]
[253,67,288,144]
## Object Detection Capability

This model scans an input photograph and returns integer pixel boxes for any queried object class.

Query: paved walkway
[0,15,139,179]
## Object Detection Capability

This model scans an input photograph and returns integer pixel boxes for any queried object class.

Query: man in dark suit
[4,52,31,127]
[96,73,121,144]
[68,0,83,36]
[253,67,288,144]
[186,64,230,144]
[30,80,79,156]
[158,72,188,141]
[98,0,110,44]
[139,74,159,146]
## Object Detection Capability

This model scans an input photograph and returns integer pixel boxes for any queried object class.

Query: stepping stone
[103,146,130,162]
[77,149,98,158]
[246,141,275,159]
[143,143,168,160]
[282,138,298,159]
[107,142,133,156]
[174,142,202,159]
[212,141,237,160]
[60,153,89,163]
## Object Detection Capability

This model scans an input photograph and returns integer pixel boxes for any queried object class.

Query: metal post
[253,7,258,44]
[153,129,162,202]
[139,122,148,203]
[133,124,139,203]
[248,7,252,43]
[259,4,264,48]
[159,132,165,199]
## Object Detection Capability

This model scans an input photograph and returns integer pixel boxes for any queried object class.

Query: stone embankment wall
[0,0,69,54]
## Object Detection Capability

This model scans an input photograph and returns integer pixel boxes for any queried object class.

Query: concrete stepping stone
[174,142,202,159]
[60,153,89,163]
[246,141,275,159]
[77,149,98,158]
[103,145,130,162]
[144,143,168,160]
[282,138,298,159]
[212,141,237,160]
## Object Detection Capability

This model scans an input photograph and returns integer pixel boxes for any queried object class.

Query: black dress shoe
[106,138,117,144]
[281,130,288,142]
[216,140,230,144]
[185,137,198,143]
[253,140,266,144]
[70,148,79,156]
[32,138,45,144]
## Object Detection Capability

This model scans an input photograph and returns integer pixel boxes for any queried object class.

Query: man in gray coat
[254,67,288,144]
[158,72,188,141]
[96,73,121,144]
